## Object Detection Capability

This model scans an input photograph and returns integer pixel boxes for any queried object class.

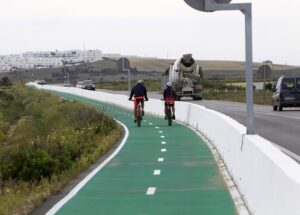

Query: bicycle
[130,99,145,127]
[161,99,174,126]
[165,103,173,126]
[136,100,143,127]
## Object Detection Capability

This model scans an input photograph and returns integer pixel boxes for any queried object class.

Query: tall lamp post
[184,0,254,134]
[62,61,70,86]
[121,58,131,95]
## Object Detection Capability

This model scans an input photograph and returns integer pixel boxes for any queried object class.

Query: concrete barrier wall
[29,83,300,215]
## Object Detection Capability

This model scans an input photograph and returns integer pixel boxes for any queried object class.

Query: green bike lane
[52,93,236,215]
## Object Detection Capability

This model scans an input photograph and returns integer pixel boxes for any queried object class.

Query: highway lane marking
[192,101,299,121]
[155,127,159,129]
[149,123,153,125]
[161,148,167,152]
[158,158,164,162]
[273,143,300,163]
[160,136,165,138]
[146,187,156,195]
[153,170,161,175]
[46,121,129,215]
[161,141,166,145]
[159,131,163,133]
[256,111,300,120]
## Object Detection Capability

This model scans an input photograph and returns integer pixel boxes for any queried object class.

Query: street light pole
[122,58,131,94]
[263,62,267,102]
[244,7,254,134]
[184,0,254,134]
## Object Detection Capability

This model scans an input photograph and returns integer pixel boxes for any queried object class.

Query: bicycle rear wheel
[137,105,142,127]
[167,107,172,126]
[137,118,141,127]
[168,116,172,126]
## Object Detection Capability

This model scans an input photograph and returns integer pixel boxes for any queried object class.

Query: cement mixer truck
[166,54,203,100]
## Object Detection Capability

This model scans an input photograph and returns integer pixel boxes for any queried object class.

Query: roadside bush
[93,116,117,135]
[0,85,120,183]
[0,114,9,133]
[265,82,273,91]
[0,77,12,87]
[0,130,5,142]
[9,116,38,145]
[0,147,58,182]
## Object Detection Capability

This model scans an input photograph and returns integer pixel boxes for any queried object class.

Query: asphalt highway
[99,90,300,161]
[187,99,300,160]
[166,95,300,161]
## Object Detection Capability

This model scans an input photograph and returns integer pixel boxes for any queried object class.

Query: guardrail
[28,83,300,215]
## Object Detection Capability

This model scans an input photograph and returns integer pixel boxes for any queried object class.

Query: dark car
[35,80,46,85]
[76,80,95,91]
[272,75,300,111]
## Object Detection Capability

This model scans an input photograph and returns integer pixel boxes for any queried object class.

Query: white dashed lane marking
[146,187,156,195]
[153,170,161,175]
[160,136,165,138]
[158,158,164,162]
[161,141,166,145]
[161,148,167,152]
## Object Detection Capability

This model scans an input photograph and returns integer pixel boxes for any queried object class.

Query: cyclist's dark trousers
[165,103,175,117]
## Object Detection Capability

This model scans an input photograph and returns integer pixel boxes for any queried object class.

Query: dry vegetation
[0,85,122,215]
[126,57,298,72]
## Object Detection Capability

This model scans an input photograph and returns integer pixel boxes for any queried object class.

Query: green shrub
[0,130,5,142]
[0,148,58,181]
[0,77,12,87]
[0,85,119,183]
[10,116,38,145]
[0,85,122,215]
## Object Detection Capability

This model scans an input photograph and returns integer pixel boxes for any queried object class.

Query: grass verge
[0,85,122,215]
[203,90,273,105]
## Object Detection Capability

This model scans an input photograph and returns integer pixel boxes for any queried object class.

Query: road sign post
[184,0,254,134]
[121,58,131,94]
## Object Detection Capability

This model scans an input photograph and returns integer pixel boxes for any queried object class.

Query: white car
[76,80,95,91]
[76,81,84,89]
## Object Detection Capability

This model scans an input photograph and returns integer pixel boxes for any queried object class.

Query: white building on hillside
[0,49,102,72]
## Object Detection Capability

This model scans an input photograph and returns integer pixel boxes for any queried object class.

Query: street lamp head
[184,0,232,12]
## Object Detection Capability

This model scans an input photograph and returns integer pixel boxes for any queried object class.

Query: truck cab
[168,54,203,100]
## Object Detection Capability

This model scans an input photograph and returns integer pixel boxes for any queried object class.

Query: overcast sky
[0,0,299,65]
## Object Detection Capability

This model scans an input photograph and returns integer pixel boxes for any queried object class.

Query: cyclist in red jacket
[129,80,149,123]
[163,82,176,120]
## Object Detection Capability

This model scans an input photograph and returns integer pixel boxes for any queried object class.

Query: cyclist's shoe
[134,119,137,123]
[172,114,175,120]
[142,110,144,116]
[164,116,167,120]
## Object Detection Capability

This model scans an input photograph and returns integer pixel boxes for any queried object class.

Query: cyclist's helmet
[137,80,143,84]
[167,82,172,87]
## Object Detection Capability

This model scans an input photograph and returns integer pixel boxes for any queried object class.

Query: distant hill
[1,57,299,84]
[126,57,298,72]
